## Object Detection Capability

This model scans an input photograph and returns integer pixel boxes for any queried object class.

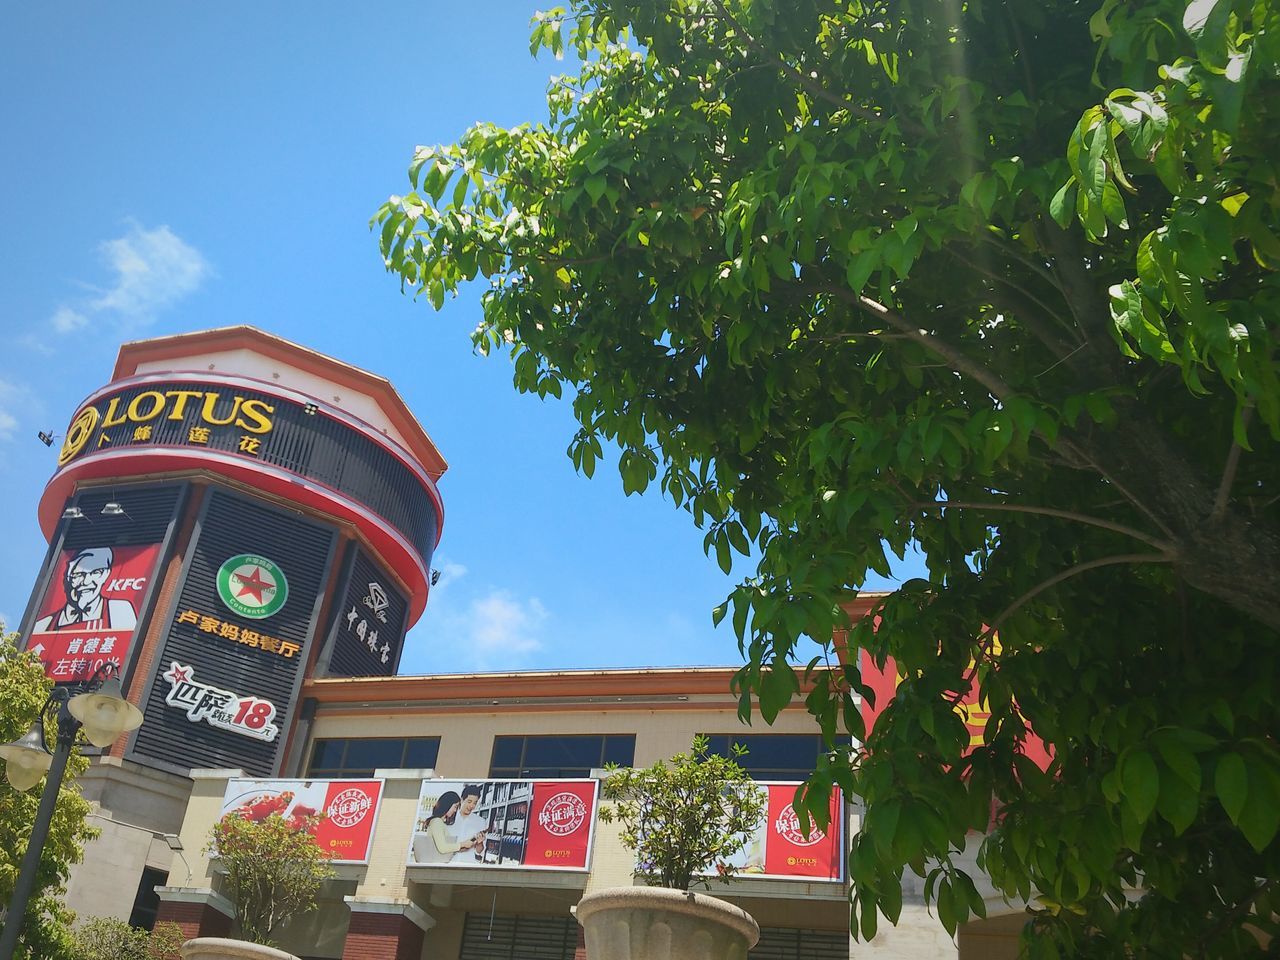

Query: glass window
[489,734,636,779]
[307,737,440,777]
[700,734,849,781]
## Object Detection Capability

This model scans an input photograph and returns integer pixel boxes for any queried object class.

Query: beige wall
[65,757,191,923]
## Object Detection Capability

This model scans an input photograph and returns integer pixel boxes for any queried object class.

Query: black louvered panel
[460,913,578,960]
[62,380,439,566]
[323,546,409,677]
[131,489,336,776]
[63,485,182,549]
[750,927,849,960]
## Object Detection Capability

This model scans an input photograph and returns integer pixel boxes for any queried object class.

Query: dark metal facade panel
[322,545,410,677]
[459,913,579,960]
[61,380,439,566]
[62,485,184,549]
[130,488,337,776]
[750,927,849,960]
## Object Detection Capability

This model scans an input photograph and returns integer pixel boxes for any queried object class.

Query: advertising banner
[220,778,384,863]
[860,647,1052,770]
[719,782,845,882]
[27,543,163,682]
[407,779,598,871]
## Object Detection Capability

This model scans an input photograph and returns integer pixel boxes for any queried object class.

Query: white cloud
[28,222,210,348]
[50,306,88,333]
[0,379,23,442]
[463,590,548,664]
[91,223,209,322]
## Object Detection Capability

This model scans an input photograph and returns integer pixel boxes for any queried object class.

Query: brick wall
[155,899,232,941]
[343,911,424,960]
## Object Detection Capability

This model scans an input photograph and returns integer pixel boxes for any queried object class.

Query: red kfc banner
[408,779,598,871]
[220,779,384,863]
[27,543,162,682]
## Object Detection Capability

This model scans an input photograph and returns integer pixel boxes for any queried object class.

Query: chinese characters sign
[173,609,302,658]
[220,778,384,863]
[58,386,275,467]
[323,547,409,677]
[407,779,598,872]
[27,543,162,682]
[163,662,279,741]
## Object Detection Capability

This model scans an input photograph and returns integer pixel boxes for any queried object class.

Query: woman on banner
[412,791,476,864]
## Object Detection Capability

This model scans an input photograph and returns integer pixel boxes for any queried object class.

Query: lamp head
[101,502,125,517]
[0,722,53,791]
[69,675,144,748]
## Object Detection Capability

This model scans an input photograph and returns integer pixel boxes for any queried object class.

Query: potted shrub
[576,736,767,960]
[182,806,335,960]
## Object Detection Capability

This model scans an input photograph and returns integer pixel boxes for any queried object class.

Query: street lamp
[0,662,143,959]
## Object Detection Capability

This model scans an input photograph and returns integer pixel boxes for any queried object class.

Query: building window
[307,737,440,777]
[127,867,168,930]
[489,734,635,779]
[700,734,849,781]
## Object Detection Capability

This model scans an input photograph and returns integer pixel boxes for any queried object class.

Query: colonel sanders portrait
[34,547,138,632]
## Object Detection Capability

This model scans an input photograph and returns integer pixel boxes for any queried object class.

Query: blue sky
[0,3,922,674]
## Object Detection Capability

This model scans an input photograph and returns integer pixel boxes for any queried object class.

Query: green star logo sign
[216,554,289,620]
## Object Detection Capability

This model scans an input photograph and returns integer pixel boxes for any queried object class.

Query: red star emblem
[233,566,276,604]
[164,662,192,684]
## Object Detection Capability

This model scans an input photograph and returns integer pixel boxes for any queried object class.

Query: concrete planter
[576,886,760,960]
[181,938,299,960]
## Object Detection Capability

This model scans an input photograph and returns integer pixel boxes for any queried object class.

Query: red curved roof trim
[40,448,433,625]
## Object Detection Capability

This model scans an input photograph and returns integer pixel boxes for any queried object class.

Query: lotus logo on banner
[217,554,288,620]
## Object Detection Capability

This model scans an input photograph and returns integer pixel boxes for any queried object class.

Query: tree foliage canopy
[598,734,768,890]
[207,811,334,946]
[374,0,1280,954]
[0,630,96,960]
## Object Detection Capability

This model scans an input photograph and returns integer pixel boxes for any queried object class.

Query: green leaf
[1215,752,1248,823]
[1121,749,1160,824]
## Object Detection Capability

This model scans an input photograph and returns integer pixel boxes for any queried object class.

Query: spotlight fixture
[430,568,442,586]
[303,402,318,416]
[37,431,55,447]
[61,506,85,521]
[101,502,126,517]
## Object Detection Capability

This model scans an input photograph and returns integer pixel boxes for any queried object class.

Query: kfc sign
[27,543,162,682]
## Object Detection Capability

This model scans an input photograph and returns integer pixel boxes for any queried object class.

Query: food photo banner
[219,778,384,864]
[715,782,845,883]
[407,779,599,871]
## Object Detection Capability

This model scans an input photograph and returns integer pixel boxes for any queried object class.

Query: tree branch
[1210,406,1253,521]
[913,500,1173,551]
[984,552,1174,639]
[816,284,1017,400]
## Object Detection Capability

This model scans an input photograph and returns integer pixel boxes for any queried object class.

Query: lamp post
[0,663,143,960]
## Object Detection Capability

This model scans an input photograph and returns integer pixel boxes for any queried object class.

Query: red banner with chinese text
[220,779,384,863]
[27,543,162,682]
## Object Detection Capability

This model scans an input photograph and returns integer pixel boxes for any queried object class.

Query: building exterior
[12,327,1025,959]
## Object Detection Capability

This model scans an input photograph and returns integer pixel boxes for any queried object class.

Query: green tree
[598,735,768,891]
[0,629,97,960]
[70,918,184,960]
[206,812,334,946]
[373,0,1279,954]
